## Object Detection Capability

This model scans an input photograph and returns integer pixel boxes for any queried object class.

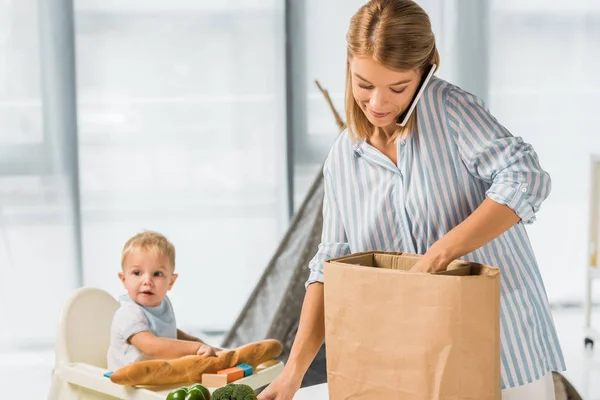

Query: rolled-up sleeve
[446,88,551,224]
[305,164,350,288]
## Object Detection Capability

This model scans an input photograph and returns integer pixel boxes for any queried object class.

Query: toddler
[107,231,219,370]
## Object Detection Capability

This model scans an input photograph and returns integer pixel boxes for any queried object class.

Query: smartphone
[396,63,437,127]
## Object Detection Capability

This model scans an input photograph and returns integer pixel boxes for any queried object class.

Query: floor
[2,308,599,400]
[553,307,600,399]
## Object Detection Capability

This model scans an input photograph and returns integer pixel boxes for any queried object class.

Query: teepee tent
[221,81,344,385]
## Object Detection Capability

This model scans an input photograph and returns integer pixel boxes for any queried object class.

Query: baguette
[110,339,283,386]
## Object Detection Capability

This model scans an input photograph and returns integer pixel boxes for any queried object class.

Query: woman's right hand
[259,283,325,399]
[257,372,302,400]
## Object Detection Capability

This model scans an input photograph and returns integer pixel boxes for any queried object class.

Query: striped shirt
[306,76,566,389]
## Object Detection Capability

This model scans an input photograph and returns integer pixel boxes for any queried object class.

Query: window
[0,0,79,348]
[75,0,287,333]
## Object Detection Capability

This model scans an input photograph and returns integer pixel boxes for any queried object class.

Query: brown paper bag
[323,251,501,400]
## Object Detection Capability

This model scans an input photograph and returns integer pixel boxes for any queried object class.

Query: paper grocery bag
[323,252,501,400]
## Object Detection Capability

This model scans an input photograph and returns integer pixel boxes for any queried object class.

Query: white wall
[489,1,600,303]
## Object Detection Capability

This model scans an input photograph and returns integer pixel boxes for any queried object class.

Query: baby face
[119,249,178,307]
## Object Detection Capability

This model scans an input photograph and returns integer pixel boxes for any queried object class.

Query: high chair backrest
[55,287,119,368]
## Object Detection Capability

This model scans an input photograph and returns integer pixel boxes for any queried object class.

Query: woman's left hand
[409,249,451,273]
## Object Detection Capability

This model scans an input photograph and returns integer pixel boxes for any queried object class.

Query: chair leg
[47,370,62,400]
[47,370,80,400]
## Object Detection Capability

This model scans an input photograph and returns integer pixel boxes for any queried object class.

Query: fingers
[196,345,218,357]
[257,383,275,400]
[257,390,274,400]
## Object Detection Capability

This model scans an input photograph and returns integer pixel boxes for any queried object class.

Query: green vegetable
[212,384,257,400]
[231,384,257,400]
[167,387,188,400]
[188,383,211,399]
[211,385,234,400]
[185,388,207,400]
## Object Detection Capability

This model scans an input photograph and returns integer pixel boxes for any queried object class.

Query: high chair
[47,287,283,400]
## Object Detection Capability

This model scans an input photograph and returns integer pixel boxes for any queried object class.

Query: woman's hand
[259,283,324,399]
[196,344,218,357]
[411,198,521,274]
[257,372,302,400]
[409,247,451,273]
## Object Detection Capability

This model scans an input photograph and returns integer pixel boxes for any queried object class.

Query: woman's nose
[369,90,387,109]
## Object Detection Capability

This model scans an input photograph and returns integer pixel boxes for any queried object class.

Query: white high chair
[47,287,283,400]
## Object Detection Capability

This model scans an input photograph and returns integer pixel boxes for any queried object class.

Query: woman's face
[350,56,423,131]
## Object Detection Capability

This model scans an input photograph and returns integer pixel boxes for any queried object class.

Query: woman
[259,1,565,399]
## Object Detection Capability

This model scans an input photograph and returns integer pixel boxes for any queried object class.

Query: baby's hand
[196,344,218,357]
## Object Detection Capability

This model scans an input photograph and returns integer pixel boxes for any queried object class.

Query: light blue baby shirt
[106,294,177,370]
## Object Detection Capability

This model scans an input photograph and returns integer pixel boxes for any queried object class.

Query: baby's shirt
[107,294,177,371]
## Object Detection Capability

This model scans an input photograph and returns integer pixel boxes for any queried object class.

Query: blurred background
[1,0,599,398]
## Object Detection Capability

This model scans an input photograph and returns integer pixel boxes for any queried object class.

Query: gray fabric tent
[221,162,328,386]
[221,81,341,386]
[220,163,324,349]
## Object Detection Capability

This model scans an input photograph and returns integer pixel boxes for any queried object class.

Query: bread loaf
[110,339,283,386]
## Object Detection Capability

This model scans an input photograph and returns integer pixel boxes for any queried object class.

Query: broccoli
[232,384,257,400]
[212,385,234,400]
[212,384,257,400]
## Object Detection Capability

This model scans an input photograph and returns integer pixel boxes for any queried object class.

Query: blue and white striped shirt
[306,76,566,389]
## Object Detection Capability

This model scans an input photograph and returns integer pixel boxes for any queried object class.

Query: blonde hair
[121,231,176,270]
[345,0,440,142]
